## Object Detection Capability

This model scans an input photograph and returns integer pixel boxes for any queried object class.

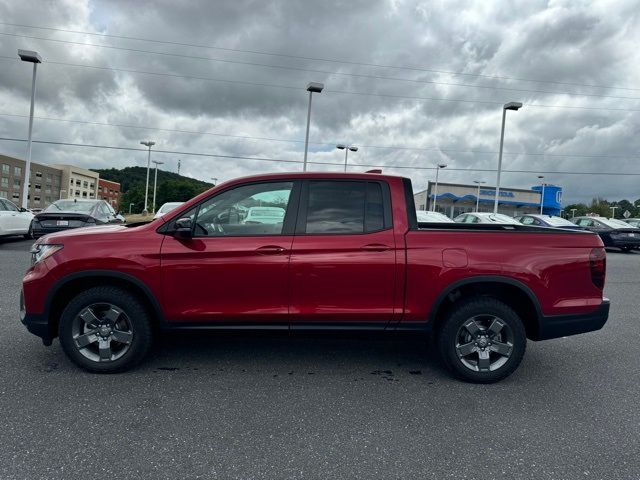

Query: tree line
[92,166,213,214]
[564,197,640,219]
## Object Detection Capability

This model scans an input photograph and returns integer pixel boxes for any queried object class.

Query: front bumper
[535,299,610,341]
[20,289,53,345]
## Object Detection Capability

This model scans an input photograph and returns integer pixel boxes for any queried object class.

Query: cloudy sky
[0,0,639,203]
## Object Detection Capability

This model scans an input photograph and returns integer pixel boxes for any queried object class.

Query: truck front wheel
[437,297,526,383]
[58,286,153,373]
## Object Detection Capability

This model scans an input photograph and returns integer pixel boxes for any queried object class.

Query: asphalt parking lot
[0,238,638,480]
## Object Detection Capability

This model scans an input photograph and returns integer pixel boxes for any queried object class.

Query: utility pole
[177,158,181,176]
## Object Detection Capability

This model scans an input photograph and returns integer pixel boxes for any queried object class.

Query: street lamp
[151,160,164,214]
[336,144,358,172]
[18,49,42,209]
[494,101,523,213]
[538,175,545,214]
[129,203,135,214]
[571,208,577,218]
[610,206,618,218]
[432,163,447,212]
[303,82,324,172]
[140,140,155,215]
[473,180,486,212]
[211,177,218,186]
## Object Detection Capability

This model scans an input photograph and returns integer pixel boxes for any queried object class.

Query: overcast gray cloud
[0,0,639,203]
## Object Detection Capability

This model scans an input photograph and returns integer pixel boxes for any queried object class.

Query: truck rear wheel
[437,297,526,383]
[58,286,153,373]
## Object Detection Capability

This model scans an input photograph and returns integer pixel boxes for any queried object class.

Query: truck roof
[218,171,405,185]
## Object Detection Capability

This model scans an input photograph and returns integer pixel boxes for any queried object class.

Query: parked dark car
[31,199,123,237]
[572,216,640,252]
[623,218,640,228]
[515,214,584,230]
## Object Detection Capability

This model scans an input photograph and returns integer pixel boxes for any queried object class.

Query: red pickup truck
[20,172,609,382]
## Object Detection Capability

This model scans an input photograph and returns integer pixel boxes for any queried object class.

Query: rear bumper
[534,299,610,341]
[611,241,640,248]
[32,225,79,236]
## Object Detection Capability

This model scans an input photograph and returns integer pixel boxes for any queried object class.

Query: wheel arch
[45,270,166,339]
[428,276,543,340]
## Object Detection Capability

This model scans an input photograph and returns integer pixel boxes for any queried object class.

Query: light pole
[129,203,135,214]
[473,180,486,212]
[140,140,155,215]
[18,49,42,209]
[571,208,577,218]
[211,177,218,186]
[336,144,358,172]
[151,160,163,214]
[432,163,447,212]
[538,175,546,214]
[494,102,523,213]
[303,82,324,171]
[610,206,618,218]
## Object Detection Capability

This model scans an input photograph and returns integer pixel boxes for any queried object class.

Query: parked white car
[243,206,285,224]
[0,199,34,238]
[454,212,522,225]
[416,211,454,223]
[154,202,184,219]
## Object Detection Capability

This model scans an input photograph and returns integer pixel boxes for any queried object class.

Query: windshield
[159,202,183,213]
[605,218,639,229]
[543,216,577,226]
[486,214,521,225]
[45,200,96,213]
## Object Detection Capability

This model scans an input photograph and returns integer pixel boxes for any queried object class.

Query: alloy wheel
[455,314,514,372]
[71,303,134,363]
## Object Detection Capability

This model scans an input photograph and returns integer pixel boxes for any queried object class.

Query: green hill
[92,166,213,213]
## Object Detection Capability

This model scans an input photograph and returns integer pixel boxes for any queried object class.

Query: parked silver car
[454,212,521,225]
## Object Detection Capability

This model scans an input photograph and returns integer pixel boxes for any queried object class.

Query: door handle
[360,244,391,252]
[255,245,286,255]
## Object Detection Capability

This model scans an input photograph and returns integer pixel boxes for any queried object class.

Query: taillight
[589,247,606,289]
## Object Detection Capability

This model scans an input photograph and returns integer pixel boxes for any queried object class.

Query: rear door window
[302,181,389,234]
[305,181,365,233]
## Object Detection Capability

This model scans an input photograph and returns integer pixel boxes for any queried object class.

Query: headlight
[30,244,63,266]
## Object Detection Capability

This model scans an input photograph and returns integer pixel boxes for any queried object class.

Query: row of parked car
[0,198,125,239]
[416,211,640,252]
[3,195,639,253]
[0,198,187,240]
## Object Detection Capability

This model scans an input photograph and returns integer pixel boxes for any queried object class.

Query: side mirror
[19,207,28,213]
[173,217,193,239]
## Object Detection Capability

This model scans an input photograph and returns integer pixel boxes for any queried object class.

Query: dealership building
[414,181,563,218]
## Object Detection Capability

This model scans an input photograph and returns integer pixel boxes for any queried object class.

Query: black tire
[58,286,153,373]
[23,223,33,239]
[437,296,526,383]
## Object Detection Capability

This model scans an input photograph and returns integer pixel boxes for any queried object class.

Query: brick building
[98,178,121,209]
